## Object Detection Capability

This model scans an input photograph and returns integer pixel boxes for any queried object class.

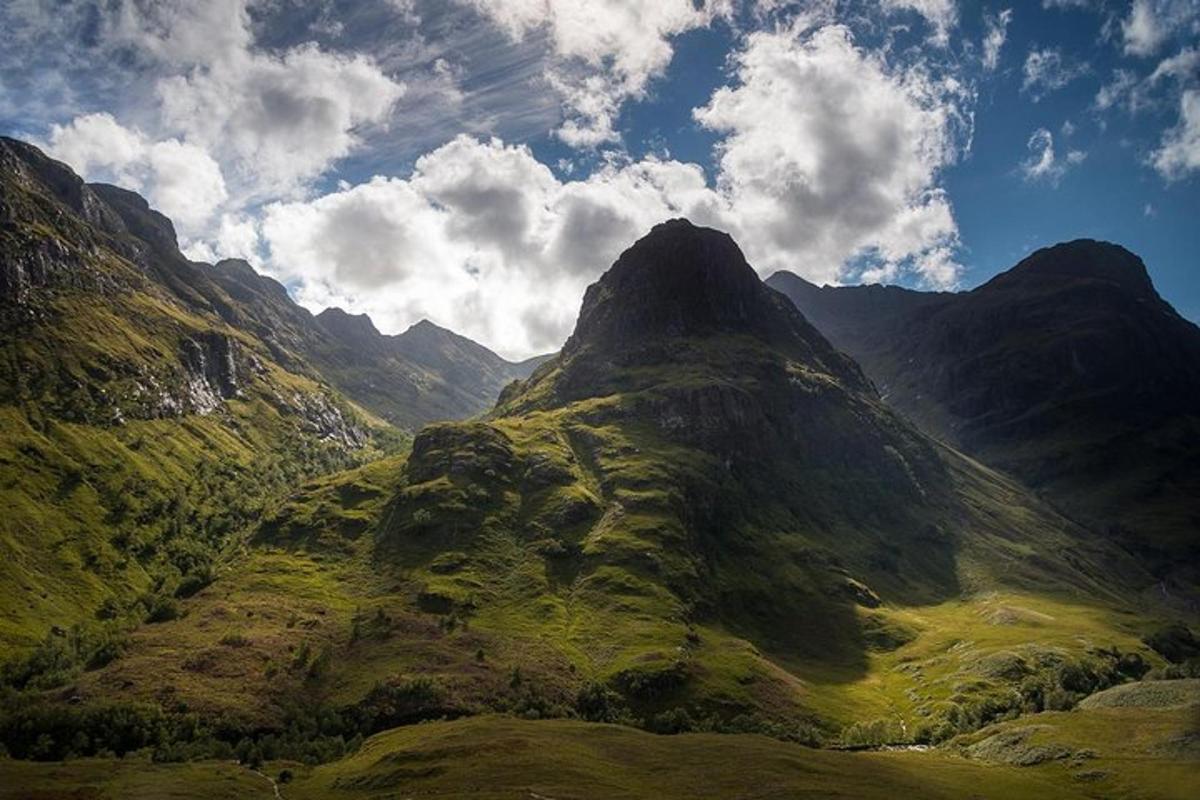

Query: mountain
[310,309,549,429]
[2,182,1192,797]
[0,137,543,651]
[53,219,1170,747]
[767,242,1200,587]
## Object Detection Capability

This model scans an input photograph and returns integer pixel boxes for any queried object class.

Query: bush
[575,683,627,723]
[0,701,172,760]
[840,718,906,747]
[145,596,182,624]
[647,707,696,735]
[174,572,212,599]
[350,678,457,733]
[219,631,251,648]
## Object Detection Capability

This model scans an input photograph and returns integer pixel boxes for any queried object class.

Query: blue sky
[1,0,1197,357]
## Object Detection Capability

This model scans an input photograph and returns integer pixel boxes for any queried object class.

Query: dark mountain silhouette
[768,240,1200,584]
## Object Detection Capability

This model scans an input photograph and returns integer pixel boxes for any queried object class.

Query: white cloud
[44,113,227,235]
[1095,69,1142,111]
[1122,0,1200,57]
[38,0,405,204]
[1123,0,1168,56]
[155,44,404,200]
[1152,89,1200,179]
[1096,46,1200,114]
[260,19,979,360]
[694,22,970,287]
[463,0,729,147]
[1020,127,1085,184]
[982,8,1013,72]
[1021,47,1089,101]
[260,136,720,358]
[880,0,959,45]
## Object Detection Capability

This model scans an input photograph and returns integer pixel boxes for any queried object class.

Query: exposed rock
[179,332,242,415]
[283,391,367,448]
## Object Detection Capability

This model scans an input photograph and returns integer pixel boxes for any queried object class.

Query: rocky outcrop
[282,391,367,448]
[0,235,94,311]
[178,332,243,415]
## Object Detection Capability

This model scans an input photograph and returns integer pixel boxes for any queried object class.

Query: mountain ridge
[767,240,1200,589]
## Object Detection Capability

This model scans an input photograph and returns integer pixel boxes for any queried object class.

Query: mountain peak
[565,219,790,353]
[316,307,382,344]
[400,318,449,340]
[984,239,1156,299]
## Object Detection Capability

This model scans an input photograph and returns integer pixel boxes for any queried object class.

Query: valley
[0,140,1196,799]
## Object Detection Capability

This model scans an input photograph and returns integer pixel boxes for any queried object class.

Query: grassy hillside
[2,201,1195,799]
[14,221,1180,759]
[0,138,397,654]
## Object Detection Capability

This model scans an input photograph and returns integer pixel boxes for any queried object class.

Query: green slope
[0,137,395,653]
[5,704,1194,800]
[36,220,1179,751]
[3,210,1195,798]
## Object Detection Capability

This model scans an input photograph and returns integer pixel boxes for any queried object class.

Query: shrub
[840,718,906,747]
[174,572,212,599]
[647,707,696,735]
[350,678,456,733]
[575,683,627,723]
[145,596,182,623]
[1144,624,1200,664]
[307,644,333,680]
[219,632,251,648]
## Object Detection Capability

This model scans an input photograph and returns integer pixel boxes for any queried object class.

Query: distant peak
[406,318,445,334]
[316,307,382,341]
[212,258,289,299]
[989,239,1157,298]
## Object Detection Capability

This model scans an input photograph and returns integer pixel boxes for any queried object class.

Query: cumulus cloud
[463,0,729,147]
[260,136,720,357]
[1020,127,1086,184]
[694,22,971,286]
[111,1,405,199]
[29,0,404,208]
[44,113,227,235]
[261,16,979,359]
[1021,47,1089,100]
[155,44,404,199]
[982,9,1013,72]
[1152,89,1200,178]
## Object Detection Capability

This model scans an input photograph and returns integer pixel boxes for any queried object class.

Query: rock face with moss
[373,219,1149,731]
[767,241,1200,589]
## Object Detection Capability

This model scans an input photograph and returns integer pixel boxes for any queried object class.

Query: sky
[1,0,1197,360]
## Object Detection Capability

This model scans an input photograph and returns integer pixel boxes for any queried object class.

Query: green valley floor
[2,694,1197,800]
